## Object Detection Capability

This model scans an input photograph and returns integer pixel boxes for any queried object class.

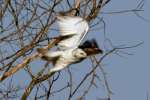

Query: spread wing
[57,16,89,50]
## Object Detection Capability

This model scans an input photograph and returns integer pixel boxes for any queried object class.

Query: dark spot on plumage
[79,39,99,49]
[37,48,48,55]
[58,8,80,16]
[83,48,103,56]
[41,55,60,65]
[79,39,103,55]
[55,34,75,45]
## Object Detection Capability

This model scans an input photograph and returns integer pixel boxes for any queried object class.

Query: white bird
[37,16,102,73]
[38,39,102,73]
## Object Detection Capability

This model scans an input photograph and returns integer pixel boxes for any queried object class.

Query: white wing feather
[45,51,63,58]
[57,16,89,49]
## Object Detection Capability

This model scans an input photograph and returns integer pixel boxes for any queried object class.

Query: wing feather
[57,16,89,49]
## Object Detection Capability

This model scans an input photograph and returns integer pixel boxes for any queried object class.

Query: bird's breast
[61,50,80,63]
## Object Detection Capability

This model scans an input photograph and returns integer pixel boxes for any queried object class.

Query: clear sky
[97,0,150,100]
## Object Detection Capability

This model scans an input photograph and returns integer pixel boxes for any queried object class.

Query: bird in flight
[37,16,103,73]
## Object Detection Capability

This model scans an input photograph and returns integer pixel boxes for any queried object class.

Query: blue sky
[98,0,150,100]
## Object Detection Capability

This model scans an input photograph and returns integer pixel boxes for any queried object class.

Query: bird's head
[73,49,87,58]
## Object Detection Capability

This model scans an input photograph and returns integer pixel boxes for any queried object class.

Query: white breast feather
[40,16,89,73]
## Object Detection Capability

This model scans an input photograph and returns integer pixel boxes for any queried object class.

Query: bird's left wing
[57,16,89,50]
[37,48,63,62]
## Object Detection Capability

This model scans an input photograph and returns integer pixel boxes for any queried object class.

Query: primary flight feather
[57,16,89,49]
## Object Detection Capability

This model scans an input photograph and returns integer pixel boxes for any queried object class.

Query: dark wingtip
[91,38,99,48]
[97,48,103,54]
[79,38,99,49]
[79,39,103,56]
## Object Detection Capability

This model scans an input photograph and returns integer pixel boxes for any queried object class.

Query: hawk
[37,16,103,73]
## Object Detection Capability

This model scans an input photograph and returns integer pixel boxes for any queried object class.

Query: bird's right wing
[57,16,89,50]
